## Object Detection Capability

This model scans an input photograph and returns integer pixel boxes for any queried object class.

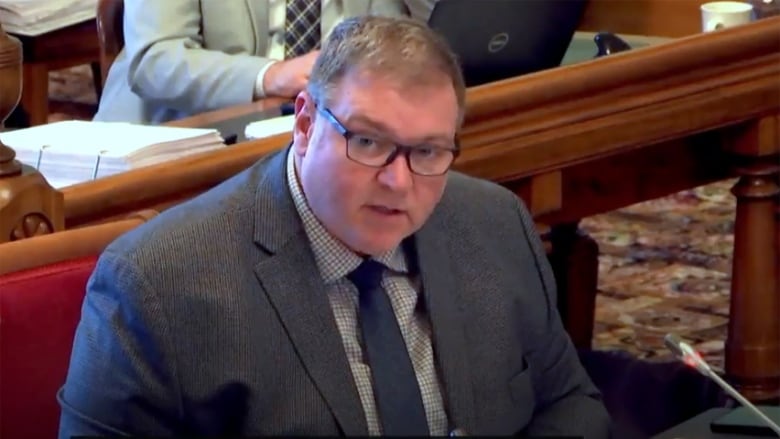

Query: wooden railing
[50,17,779,226]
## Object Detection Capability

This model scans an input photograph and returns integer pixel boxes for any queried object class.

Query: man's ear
[292,91,316,157]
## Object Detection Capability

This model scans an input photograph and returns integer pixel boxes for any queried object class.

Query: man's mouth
[368,205,404,215]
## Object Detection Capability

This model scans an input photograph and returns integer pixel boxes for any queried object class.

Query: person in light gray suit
[405,0,438,22]
[60,16,611,438]
[94,0,410,124]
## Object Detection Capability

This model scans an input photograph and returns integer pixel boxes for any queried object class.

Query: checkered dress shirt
[285,149,449,435]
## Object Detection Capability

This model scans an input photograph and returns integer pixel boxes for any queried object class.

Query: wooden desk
[579,0,703,37]
[12,20,100,126]
[166,98,287,129]
[579,0,779,37]
[456,18,780,402]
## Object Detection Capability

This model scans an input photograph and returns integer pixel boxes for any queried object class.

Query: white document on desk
[245,115,295,140]
[0,120,225,188]
[0,0,97,36]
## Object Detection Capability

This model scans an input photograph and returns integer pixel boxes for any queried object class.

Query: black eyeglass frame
[315,106,460,176]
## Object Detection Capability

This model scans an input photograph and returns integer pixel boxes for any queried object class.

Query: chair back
[96,0,125,82]
[0,210,157,439]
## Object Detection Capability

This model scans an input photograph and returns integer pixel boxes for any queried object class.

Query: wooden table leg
[548,221,600,349]
[20,63,49,126]
[726,116,780,402]
[90,61,103,99]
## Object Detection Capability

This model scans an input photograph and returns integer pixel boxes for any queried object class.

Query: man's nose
[377,152,413,191]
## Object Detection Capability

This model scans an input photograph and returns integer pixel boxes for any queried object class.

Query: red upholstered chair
[0,255,98,439]
[0,210,157,439]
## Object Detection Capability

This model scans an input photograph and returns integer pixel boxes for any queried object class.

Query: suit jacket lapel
[413,214,478,433]
[251,149,367,435]
[245,0,269,56]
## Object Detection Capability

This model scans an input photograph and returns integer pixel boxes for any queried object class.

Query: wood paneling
[578,0,702,37]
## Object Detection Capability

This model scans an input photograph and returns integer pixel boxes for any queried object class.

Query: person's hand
[263,50,320,98]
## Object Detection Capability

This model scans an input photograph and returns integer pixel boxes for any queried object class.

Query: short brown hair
[307,15,466,126]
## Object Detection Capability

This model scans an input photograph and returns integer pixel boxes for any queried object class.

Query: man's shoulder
[432,171,533,239]
[106,151,284,263]
[442,171,517,212]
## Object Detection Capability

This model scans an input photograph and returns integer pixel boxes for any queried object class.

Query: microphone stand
[664,333,780,437]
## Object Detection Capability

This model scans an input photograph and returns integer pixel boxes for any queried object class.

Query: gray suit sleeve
[58,249,182,438]
[123,0,270,115]
[511,196,612,439]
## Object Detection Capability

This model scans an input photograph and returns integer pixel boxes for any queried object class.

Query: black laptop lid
[428,0,587,87]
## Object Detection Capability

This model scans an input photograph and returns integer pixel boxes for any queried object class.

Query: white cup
[700,1,755,32]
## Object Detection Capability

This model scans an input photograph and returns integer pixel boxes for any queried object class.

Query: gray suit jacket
[93,0,409,124]
[58,148,610,437]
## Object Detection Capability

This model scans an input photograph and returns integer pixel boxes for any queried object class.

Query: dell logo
[487,32,509,53]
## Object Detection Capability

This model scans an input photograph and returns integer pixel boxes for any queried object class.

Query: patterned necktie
[347,259,430,436]
[284,0,321,59]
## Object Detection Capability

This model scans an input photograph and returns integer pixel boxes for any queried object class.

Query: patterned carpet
[583,182,734,371]
[44,65,734,370]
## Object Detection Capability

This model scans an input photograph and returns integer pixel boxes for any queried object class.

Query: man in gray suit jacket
[60,16,611,438]
[94,0,409,124]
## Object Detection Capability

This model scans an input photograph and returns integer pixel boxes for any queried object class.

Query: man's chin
[349,236,405,257]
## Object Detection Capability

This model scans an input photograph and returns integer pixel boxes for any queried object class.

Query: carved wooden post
[725,115,780,402]
[0,23,64,243]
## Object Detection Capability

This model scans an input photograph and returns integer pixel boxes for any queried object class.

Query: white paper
[245,115,295,140]
[0,0,97,35]
[1,120,219,156]
[0,120,225,188]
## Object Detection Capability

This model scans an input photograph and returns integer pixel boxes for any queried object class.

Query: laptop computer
[427,0,588,87]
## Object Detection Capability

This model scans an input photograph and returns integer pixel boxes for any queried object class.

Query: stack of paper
[0,0,97,36]
[245,115,295,140]
[0,120,225,188]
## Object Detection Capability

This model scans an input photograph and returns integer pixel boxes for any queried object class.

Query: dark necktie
[347,259,430,436]
[284,0,321,59]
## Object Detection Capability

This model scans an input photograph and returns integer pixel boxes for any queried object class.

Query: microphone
[664,333,780,436]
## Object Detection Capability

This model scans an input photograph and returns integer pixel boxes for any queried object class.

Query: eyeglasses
[316,106,459,176]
